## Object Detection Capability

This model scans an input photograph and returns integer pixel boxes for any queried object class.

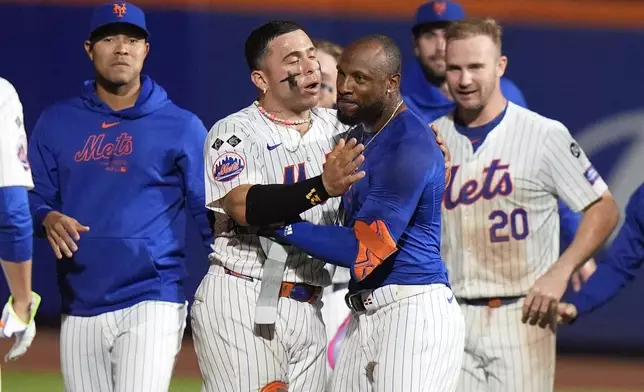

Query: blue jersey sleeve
[273,131,443,282]
[27,111,61,235]
[177,116,213,251]
[0,186,33,262]
[569,183,644,315]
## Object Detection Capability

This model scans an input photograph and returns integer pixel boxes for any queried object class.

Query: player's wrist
[245,177,330,226]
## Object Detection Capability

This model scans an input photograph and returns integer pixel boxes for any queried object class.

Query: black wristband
[245,176,330,226]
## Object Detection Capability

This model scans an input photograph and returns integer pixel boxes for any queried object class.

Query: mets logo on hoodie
[212,152,245,182]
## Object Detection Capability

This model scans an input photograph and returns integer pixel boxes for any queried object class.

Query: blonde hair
[312,38,343,62]
[445,18,503,53]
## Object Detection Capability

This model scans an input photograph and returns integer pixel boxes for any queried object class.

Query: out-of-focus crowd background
[0,0,643,390]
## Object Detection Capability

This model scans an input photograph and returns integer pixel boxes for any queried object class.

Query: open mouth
[304,82,320,92]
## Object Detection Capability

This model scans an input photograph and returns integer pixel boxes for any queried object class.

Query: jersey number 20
[489,209,529,243]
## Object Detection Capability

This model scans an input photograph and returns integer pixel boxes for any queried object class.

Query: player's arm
[563,183,644,319]
[177,116,214,249]
[27,111,62,234]
[272,140,441,281]
[0,88,34,319]
[540,124,619,272]
[208,121,364,226]
[524,123,619,326]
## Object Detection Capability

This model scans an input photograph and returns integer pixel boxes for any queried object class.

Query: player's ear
[84,40,94,61]
[412,35,420,58]
[497,55,508,78]
[251,70,268,94]
[387,73,401,94]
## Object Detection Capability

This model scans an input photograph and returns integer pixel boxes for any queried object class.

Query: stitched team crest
[213,152,245,182]
[113,3,127,18]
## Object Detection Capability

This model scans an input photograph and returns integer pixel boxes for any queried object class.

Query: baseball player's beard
[418,58,446,87]
[337,100,385,127]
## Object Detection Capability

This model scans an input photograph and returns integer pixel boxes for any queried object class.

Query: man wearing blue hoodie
[402,1,596,290]
[27,3,212,391]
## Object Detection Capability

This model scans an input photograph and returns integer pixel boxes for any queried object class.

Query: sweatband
[245,176,330,226]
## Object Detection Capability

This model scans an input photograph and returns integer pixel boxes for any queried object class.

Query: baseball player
[403,0,597,286]
[433,18,620,391]
[313,38,343,110]
[0,77,41,364]
[27,3,212,391]
[271,34,465,392]
[557,182,644,323]
[191,21,366,392]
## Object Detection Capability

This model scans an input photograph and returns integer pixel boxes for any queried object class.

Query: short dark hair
[412,21,451,39]
[245,20,305,71]
[359,34,402,76]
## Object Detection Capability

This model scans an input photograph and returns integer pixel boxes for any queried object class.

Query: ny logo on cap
[433,1,446,15]
[113,3,127,18]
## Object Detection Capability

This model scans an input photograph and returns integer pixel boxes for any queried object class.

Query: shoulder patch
[570,142,581,158]
[211,138,224,151]
[212,152,245,182]
[17,134,30,171]
[227,135,242,147]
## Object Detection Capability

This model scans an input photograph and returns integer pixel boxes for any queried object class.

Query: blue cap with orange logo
[413,0,466,28]
[89,2,150,39]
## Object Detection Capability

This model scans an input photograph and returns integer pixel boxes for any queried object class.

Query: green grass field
[0,371,635,392]
[2,371,202,392]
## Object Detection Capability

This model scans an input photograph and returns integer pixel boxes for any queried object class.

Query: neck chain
[362,100,404,149]
[254,100,312,126]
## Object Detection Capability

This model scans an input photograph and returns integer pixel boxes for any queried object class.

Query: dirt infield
[1,327,643,389]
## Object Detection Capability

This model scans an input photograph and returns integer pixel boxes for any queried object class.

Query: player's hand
[555,302,578,325]
[570,258,597,292]
[431,124,452,187]
[0,291,41,362]
[322,138,366,197]
[42,211,90,259]
[522,263,573,329]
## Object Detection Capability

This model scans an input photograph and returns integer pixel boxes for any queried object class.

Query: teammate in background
[313,38,342,110]
[404,0,597,287]
[433,18,619,391]
[557,182,644,323]
[27,3,212,391]
[191,21,365,392]
[271,34,465,392]
[0,77,40,362]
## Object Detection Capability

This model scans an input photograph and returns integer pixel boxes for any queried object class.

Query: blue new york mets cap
[89,2,150,39]
[413,1,466,28]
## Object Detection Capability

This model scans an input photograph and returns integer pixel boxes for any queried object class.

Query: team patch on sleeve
[16,134,30,171]
[212,152,245,182]
[583,165,600,185]
[211,138,224,151]
[569,142,581,158]
[226,135,242,147]
[353,220,397,281]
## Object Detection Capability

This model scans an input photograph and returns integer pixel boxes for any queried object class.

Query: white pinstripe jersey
[434,102,608,298]
[0,77,33,189]
[204,103,350,286]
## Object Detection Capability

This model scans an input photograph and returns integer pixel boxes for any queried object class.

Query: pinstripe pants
[60,300,188,392]
[456,299,556,392]
[330,284,465,392]
[191,266,327,392]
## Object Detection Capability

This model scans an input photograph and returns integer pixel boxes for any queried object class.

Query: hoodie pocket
[59,237,160,308]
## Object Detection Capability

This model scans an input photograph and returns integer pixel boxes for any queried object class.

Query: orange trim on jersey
[353,220,397,281]
[7,0,644,28]
[261,381,287,392]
